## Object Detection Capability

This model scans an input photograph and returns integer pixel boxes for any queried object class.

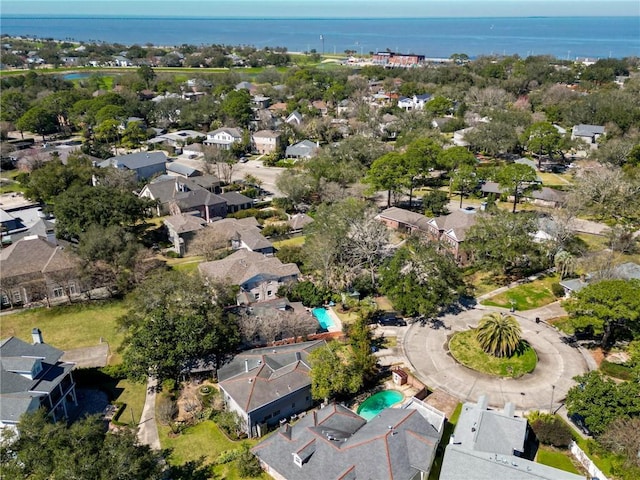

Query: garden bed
[448,330,537,378]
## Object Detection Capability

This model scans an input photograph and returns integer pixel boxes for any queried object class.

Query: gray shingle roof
[429,209,478,237]
[440,445,585,480]
[252,402,443,480]
[210,218,272,251]
[572,124,605,137]
[167,162,200,177]
[163,214,207,234]
[198,249,300,287]
[219,191,252,207]
[286,140,318,158]
[218,340,325,413]
[101,151,167,170]
[0,236,75,279]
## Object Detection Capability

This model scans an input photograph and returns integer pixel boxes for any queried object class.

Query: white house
[205,127,243,150]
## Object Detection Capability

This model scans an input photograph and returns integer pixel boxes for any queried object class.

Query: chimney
[32,328,44,344]
[312,411,317,426]
[295,352,301,361]
[245,359,249,372]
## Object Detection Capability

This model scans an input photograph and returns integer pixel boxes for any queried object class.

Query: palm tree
[476,312,522,358]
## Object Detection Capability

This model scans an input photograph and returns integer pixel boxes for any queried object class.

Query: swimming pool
[312,307,335,330]
[357,390,404,421]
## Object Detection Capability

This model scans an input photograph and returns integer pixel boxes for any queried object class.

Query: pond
[62,72,93,80]
[357,390,404,421]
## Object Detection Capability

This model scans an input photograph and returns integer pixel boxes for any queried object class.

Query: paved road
[137,376,161,450]
[403,302,591,413]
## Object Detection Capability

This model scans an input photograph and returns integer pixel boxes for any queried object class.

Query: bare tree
[599,417,640,469]
[345,209,390,286]
[189,227,230,260]
[237,308,317,345]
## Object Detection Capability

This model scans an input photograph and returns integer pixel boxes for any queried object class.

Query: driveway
[403,302,591,413]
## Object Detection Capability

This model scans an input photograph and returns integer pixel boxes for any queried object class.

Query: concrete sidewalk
[137,376,161,450]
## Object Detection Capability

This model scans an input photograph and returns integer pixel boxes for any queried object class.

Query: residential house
[199,249,300,303]
[0,194,55,246]
[440,396,584,480]
[453,127,475,147]
[211,217,274,255]
[0,236,81,308]
[163,213,208,256]
[148,130,205,149]
[205,127,243,150]
[285,110,303,126]
[376,207,431,235]
[98,151,167,181]
[397,93,432,111]
[252,95,271,109]
[0,330,78,431]
[236,81,256,93]
[311,100,328,116]
[175,188,228,222]
[372,51,426,68]
[571,124,605,149]
[269,102,288,115]
[166,162,201,178]
[287,213,314,233]
[217,340,326,437]
[252,130,282,155]
[139,176,222,217]
[559,261,640,296]
[182,143,205,158]
[252,398,445,479]
[219,191,253,213]
[531,187,567,208]
[425,209,478,263]
[285,140,319,160]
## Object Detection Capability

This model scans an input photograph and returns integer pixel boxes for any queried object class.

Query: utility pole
[320,34,324,54]
[549,385,555,414]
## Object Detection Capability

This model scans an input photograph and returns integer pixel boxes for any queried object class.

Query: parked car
[376,311,407,327]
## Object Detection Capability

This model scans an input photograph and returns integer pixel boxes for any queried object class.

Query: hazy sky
[2,1,639,17]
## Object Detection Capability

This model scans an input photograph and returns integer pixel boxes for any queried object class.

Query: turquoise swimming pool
[312,307,335,330]
[357,390,404,421]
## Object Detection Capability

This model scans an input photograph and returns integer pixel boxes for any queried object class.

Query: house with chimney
[217,340,326,437]
[1,329,78,431]
[252,397,445,479]
[252,130,282,155]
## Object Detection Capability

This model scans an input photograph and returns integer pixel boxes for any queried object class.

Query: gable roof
[0,236,75,279]
[252,130,281,139]
[207,127,242,139]
[167,162,201,177]
[219,191,252,207]
[377,207,431,232]
[572,124,605,137]
[163,213,208,234]
[176,189,226,210]
[218,340,325,414]
[429,209,478,242]
[0,336,73,424]
[100,151,167,170]
[198,249,300,287]
[285,140,319,158]
[211,217,272,251]
[252,401,444,480]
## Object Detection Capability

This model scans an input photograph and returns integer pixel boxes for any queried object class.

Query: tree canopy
[380,239,464,318]
[308,341,365,401]
[119,271,240,381]
[564,279,640,347]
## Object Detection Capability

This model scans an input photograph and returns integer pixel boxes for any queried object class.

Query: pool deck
[325,307,343,333]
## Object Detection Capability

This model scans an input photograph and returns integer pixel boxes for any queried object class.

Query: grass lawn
[164,255,205,273]
[465,270,502,297]
[373,296,394,311]
[538,171,573,187]
[272,235,306,248]
[548,316,575,335]
[0,301,128,363]
[449,330,537,378]
[429,403,462,480]
[158,421,267,479]
[480,274,560,310]
[536,446,581,474]
[573,436,615,478]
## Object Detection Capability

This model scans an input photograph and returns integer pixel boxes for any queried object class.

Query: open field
[0,301,127,364]
[481,274,560,310]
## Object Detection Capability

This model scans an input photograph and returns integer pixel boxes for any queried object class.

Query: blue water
[1,15,638,59]
[62,73,93,80]
[312,307,335,330]
[357,390,404,421]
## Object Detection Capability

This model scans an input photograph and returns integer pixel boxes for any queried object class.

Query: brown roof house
[217,340,326,437]
[1,329,78,431]
[376,207,430,234]
[252,130,282,155]
[210,217,274,255]
[163,213,208,257]
[252,398,446,480]
[199,249,300,304]
[425,209,478,264]
[0,236,81,309]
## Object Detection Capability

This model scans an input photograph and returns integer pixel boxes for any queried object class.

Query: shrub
[213,410,246,440]
[157,394,178,426]
[600,360,634,381]
[215,448,242,465]
[531,416,573,448]
[236,443,263,477]
[262,223,290,237]
[276,244,304,265]
[551,282,565,298]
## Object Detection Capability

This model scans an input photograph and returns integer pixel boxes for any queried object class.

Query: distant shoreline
[2,16,638,59]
